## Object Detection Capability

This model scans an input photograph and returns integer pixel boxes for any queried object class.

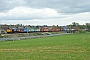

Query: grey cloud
[0,0,90,13]
[24,0,90,14]
[0,0,25,12]
[0,0,90,20]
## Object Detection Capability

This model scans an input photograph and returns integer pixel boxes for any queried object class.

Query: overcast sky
[0,0,90,26]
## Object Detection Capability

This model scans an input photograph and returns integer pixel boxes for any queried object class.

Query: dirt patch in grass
[0,48,37,52]
[40,49,87,53]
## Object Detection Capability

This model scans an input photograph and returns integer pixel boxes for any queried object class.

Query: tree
[86,23,90,28]
[52,25,56,28]
[72,22,79,26]
[86,23,90,32]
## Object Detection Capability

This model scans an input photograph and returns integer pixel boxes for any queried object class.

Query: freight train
[6,27,61,33]
[6,27,88,33]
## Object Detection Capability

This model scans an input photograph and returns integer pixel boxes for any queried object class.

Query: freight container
[28,28,35,32]
[67,29,69,31]
[71,29,75,31]
[60,28,62,31]
[49,28,56,32]
[75,28,78,31]
[52,28,55,32]
[49,28,52,32]
[23,28,28,33]
[18,29,24,33]
[49,28,60,32]
[53,28,57,32]
[40,28,44,32]
[12,28,18,33]
[63,28,66,31]
[84,28,88,31]
[43,28,49,32]
[40,28,49,32]
[34,28,40,32]
[57,28,61,32]
[37,28,40,32]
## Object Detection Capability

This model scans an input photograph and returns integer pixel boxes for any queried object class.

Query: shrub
[78,29,86,33]
[88,29,90,32]
[0,35,3,38]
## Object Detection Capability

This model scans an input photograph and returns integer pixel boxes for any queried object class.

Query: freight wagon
[28,28,40,32]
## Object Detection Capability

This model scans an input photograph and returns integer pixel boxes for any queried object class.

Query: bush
[0,35,3,38]
[88,29,90,32]
[78,30,86,33]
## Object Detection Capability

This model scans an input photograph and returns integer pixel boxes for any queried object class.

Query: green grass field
[0,33,90,60]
